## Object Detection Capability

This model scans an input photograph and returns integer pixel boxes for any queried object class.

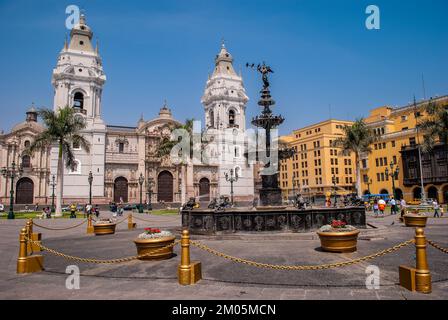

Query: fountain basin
[182,206,366,235]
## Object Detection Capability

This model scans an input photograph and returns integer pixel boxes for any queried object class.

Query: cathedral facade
[0,14,254,206]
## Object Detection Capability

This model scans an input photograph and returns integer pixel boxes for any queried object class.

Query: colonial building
[360,95,448,203]
[279,119,357,199]
[0,14,254,206]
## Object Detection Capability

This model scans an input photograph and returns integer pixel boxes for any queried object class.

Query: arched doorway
[413,187,422,200]
[363,190,370,195]
[158,171,173,202]
[443,186,448,204]
[16,178,34,204]
[114,177,128,203]
[427,186,439,202]
[199,178,210,201]
[379,189,389,195]
[394,188,403,200]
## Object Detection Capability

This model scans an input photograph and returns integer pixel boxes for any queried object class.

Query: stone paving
[0,211,447,300]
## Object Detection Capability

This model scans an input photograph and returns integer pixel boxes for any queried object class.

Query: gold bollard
[87,215,94,234]
[28,219,42,252]
[399,227,432,293]
[415,228,432,294]
[26,220,33,254]
[128,213,136,230]
[177,229,201,285]
[17,228,44,274]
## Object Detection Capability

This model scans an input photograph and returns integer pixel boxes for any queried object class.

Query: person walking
[373,199,379,217]
[378,198,386,217]
[433,200,440,218]
[400,198,407,218]
[390,197,397,215]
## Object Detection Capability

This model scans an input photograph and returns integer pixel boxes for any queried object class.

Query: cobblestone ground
[0,211,447,300]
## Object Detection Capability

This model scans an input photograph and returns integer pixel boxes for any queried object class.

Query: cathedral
[0,14,254,206]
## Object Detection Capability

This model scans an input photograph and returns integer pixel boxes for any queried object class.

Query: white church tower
[50,13,106,203]
[201,42,254,202]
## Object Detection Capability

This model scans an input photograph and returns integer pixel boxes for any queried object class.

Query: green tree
[417,99,448,151]
[332,119,376,197]
[157,118,198,204]
[27,107,90,216]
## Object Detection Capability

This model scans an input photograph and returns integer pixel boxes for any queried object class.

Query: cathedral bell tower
[50,13,107,202]
[201,42,254,202]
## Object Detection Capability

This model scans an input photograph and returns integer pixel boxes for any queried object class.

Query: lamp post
[365,177,372,195]
[292,179,296,198]
[88,171,93,205]
[49,175,56,213]
[146,177,154,211]
[385,161,400,200]
[138,173,144,213]
[413,97,427,204]
[332,174,337,208]
[225,168,238,206]
[1,161,23,219]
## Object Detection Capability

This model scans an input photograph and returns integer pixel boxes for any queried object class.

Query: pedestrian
[86,203,92,217]
[70,203,77,218]
[94,204,100,218]
[35,203,39,212]
[433,200,440,218]
[390,197,397,215]
[400,198,407,218]
[373,199,379,217]
[378,198,386,217]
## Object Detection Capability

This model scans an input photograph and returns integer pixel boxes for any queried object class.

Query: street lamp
[49,175,56,213]
[88,171,93,205]
[146,177,154,211]
[225,168,238,206]
[138,173,144,213]
[332,174,337,208]
[385,161,400,200]
[365,177,372,195]
[1,161,23,219]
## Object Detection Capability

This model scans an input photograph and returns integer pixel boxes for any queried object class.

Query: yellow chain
[190,239,415,270]
[427,240,448,254]
[25,236,179,264]
[33,219,88,231]
[132,215,153,223]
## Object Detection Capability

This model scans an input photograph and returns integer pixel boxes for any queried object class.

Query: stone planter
[317,229,360,253]
[403,215,428,228]
[133,236,176,260]
[93,223,116,235]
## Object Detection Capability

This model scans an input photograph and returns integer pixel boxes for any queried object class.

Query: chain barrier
[114,217,128,225]
[33,219,88,231]
[25,235,179,264]
[132,215,153,223]
[190,239,415,270]
[427,240,448,254]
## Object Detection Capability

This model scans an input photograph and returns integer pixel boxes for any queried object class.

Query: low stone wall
[182,206,366,235]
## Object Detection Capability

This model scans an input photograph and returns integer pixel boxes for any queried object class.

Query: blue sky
[0,0,447,134]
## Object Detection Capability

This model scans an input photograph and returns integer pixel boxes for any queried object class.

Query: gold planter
[404,215,428,228]
[93,223,116,235]
[317,229,360,253]
[133,236,176,260]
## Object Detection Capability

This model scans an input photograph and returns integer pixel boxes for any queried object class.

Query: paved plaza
[0,211,447,300]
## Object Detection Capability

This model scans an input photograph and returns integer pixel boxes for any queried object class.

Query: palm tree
[27,107,90,216]
[332,119,376,197]
[417,99,448,151]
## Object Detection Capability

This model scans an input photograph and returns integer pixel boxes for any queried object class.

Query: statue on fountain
[183,197,198,210]
[295,192,308,210]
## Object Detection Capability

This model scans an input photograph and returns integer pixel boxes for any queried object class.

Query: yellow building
[361,95,448,203]
[279,119,357,200]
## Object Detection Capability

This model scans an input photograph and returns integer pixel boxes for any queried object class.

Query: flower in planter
[138,227,173,239]
[319,220,357,233]
[95,218,114,225]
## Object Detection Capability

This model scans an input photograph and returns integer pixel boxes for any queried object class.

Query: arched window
[68,159,81,174]
[229,109,235,126]
[21,155,31,168]
[24,140,30,148]
[73,92,84,109]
